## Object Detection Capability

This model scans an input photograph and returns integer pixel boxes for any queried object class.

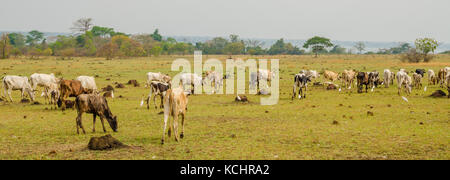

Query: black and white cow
[415,69,426,78]
[146,81,170,109]
[292,73,311,100]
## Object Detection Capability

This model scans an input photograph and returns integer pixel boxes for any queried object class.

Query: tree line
[0,18,441,62]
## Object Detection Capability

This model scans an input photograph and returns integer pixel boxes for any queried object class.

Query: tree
[354,42,366,54]
[303,36,333,57]
[151,29,162,41]
[8,33,26,48]
[71,18,93,34]
[415,38,438,62]
[0,33,11,59]
[97,42,118,60]
[225,42,245,55]
[229,34,239,43]
[91,26,115,38]
[268,38,286,55]
[150,46,162,57]
[26,30,44,47]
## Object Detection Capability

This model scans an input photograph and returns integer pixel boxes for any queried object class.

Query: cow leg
[7,88,13,102]
[99,115,107,133]
[292,85,296,100]
[180,113,185,139]
[146,95,150,109]
[159,95,164,109]
[173,113,179,142]
[304,86,307,98]
[92,114,97,132]
[161,107,169,144]
[153,93,158,109]
[76,113,85,134]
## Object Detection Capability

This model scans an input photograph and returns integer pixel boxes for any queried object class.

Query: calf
[324,70,340,81]
[75,94,118,134]
[356,72,369,93]
[412,73,422,89]
[2,75,36,102]
[396,71,412,95]
[58,79,86,110]
[292,73,311,100]
[147,81,170,109]
[161,87,188,144]
[76,76,98,93]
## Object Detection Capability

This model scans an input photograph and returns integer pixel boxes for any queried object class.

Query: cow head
[108,115,118,132]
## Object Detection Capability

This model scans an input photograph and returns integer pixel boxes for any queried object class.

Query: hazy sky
[1,0,449,42]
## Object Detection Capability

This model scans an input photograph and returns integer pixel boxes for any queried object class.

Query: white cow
[30,73,59,103]
[76,76,98,93]
[204,71,223,93]
[179,73,202,94]
[250,69,275,89]
[383,69,393,88]
[427,69,436,85]
[396,71,412,95]
[2,75,36,102]
[146,72,171,88]
[300,70,320,80]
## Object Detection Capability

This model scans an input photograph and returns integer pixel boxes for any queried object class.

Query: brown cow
[74,94,118,134]
[324,70,340,82]
[438,69,446,87]
[57,79,86,110]
[161,87,188,144]
[341,70,356,90]
[357,72,369,93]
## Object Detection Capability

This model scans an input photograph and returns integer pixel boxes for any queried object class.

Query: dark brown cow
[74,94,118,134]
[57,79,86,110]
[357,72,369,93]
[438,69,446,87]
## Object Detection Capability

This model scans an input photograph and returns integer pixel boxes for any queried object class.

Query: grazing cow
[341,70,357,89]
[383,69,394,88]
[412,73,422,89]
[356,72,369,93]
[368,71,381,88]
[75,94,118,134]
[204,71,223,93]
[103,91,114,99]
[250,69,275,89]
[179,73,202,94]
[324,70,340,82]
[57,79,86,110]
[428,69,437,85]
[2,75,36,102]
[292,73,311,100]
[30,73,59,102]
[396,71,412,95]
[146,72,171,88]
[75,76,98,93]
[415,69,426,78]
[146,81,170,109]
[161,87,188,144]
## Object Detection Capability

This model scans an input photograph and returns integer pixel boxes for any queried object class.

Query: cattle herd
[1,66,449,144]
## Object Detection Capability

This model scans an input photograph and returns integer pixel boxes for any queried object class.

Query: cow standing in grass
[2,75,36,102]
[396,71,412,95]
[324,70,340,82]
[412,73,422,89]
[342,70,356,90]
[161,87,188,144]
[428,69,437,85]
[292,73,311,100]
[30,73,59,104]
[58,79,86,110]
[146,81,170,109]
[75,94,118,134]
[146,72,171,88]
[357,72,369,93]
[383,69,394,88]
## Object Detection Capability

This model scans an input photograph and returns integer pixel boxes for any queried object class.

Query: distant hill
[2,31,449,53]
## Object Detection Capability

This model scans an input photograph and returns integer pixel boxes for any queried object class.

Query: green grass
[0,54,449,160]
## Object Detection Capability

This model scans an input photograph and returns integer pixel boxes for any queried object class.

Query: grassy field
[0,54,449,160]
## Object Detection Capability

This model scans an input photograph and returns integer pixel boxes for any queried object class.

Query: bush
[401,48,422,63]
